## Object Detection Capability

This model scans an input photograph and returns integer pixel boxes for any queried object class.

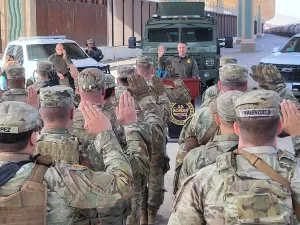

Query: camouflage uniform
[104,73,117,115]
[31,60,54,92]
[158,55,199,79]
[176,91,243,190]
[34,86,81,164]
[168,90,300,225]
[0,101,135,225]
[71,68,126,148]
[2,66,27,102]
[200,57,238,108]
[174,64,248,193]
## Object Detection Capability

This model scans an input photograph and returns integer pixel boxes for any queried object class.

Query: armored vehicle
[129,2,233,89]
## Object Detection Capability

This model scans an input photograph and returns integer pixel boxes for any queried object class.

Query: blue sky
[276,0,300,18]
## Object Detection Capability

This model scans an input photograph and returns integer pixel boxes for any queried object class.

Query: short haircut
[40,106,71,122]
[7,77,25,89]
[237,116,280,146]
[118,77,129,86]
[136,63,153,76]
[221,81,247,92]
[105,87,115,100]
[178,41,187,46]
[0,128,36,152]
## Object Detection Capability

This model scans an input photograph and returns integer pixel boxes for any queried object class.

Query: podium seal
[170,102,195,126]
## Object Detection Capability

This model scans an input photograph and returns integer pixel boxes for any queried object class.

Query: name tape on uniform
[0,126,19,134]
[237,108,278,117]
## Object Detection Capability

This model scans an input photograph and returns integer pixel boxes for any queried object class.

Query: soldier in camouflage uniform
[2,65,28,102]
[176,91,243,190]
[134,56,171,225]
[0,100,136,225]
[104,73,117,115]
[201,57,238,108]
[71,68,126,148]
[30,60,54,92]
[34,85,81,164]
[115,65,135,100]
[174,64,248,194]
[168,90,300,225]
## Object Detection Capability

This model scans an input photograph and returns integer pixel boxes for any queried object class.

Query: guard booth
[162,78,200,138]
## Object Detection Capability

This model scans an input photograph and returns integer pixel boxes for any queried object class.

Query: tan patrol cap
[105,73,116,89]
[235,90,280,118]
[40,85,74,107]
[136,56,154,65]
[5,65,25,79]
[220,57,237,67]
[77,68,105,92]
[117,65,135,78]
[37,60,54,73]
[0,101,38,133]
[219,64,248,83]
[217,91,243,122]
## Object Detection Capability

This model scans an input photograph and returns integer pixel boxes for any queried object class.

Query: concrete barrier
[98,46,142,61]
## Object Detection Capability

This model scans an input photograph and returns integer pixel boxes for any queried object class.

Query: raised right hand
[80,101,112,135]
[158,45,165,58]
[281,99,300,137]
[57,72,65,80]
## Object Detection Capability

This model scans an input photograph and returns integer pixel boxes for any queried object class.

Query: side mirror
[224,37,234,48]
[128,37,141,49]
[273,47,280,53]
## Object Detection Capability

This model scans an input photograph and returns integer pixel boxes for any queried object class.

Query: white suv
[260,34,300,97]
[0,36,110,81]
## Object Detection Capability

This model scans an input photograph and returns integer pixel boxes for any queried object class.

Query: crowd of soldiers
[0,40,300,225]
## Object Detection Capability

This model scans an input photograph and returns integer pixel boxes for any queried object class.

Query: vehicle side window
[15,46,24,61]
[6,45,16,57]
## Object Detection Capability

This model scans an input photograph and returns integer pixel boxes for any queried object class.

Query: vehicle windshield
[181,27,213,42]
[280,37,300,53]
[148,28,179,42]
[147,27,213,42]
[26,43,88,61]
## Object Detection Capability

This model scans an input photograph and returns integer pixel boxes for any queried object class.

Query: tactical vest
[0,155,52,225]
[35,133,80,164]
[2,89,27,102]
[217,150,296,225]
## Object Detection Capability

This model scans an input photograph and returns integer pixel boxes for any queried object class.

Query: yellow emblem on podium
[170,102,195,125]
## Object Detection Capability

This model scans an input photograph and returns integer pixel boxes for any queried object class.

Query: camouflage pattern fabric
[71,103,126,149]
[220,57,237,67]
[177,134,238,190]
[31,80,48,93]
[35,127,80,164]
[0,131,135,225]
[200,84,220,108]
[0,101,135,225]
[2,88,27,102]
[5,65,25,79]
[158,55,199,79]
[168,147,300,225]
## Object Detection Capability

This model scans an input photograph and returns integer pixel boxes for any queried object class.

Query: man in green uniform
[158,41,199,79]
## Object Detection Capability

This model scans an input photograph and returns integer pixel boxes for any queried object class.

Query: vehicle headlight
[205,58,214,67]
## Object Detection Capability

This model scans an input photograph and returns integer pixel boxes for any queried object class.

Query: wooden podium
[162,78,200,138]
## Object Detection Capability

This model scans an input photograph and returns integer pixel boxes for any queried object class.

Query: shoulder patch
[216,152,235,172]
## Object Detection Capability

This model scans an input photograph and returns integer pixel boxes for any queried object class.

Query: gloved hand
[128,74,150,101]
[251,64,285,91]
[152,75,166,96]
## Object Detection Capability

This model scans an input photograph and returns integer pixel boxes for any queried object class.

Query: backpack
[0,155,52,225]
[217,149,300,224]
